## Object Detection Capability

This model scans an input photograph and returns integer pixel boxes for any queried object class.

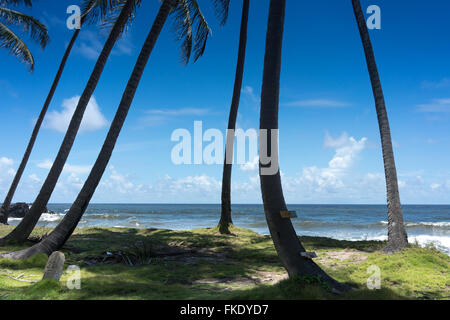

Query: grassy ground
[0,225,448,300]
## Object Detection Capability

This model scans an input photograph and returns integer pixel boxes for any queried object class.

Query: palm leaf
[171,0,212,64]
[171,0,193,64]
[0,0,32,7]
[211,0,230,25]
[0,21,34,69]
[0,6,49,48]
[92,0,142,34]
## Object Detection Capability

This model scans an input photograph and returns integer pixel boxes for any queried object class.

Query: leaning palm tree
[1,0,221,259]
[218,0,249,234]
[1,0,139,244]
[0,0,122,225]
[0,0,49,71]
[352,0,408,253]
[258,0,348,292]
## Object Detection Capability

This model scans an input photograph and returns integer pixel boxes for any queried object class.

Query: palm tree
[1,0,138,244]
[258,0,348,292]
[351,0,408,253]
[0,0,219,259]
[218,0,249,234]
[0,1,115,225]
[0,0,49,71]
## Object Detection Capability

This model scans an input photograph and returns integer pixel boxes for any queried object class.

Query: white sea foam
[328,234,450,255]
[408,235,450,255]
[378,221,450,228]
[40,213,64,222]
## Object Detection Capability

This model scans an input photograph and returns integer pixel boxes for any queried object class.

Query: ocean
[8,204,450,255]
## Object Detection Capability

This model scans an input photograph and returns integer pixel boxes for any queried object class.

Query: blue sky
[1,0,450,204]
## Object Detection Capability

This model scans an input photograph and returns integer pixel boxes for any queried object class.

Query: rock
[8,203,56,218]
[45,208,56,215]
[8,203,29,218]
[42,251,65,281]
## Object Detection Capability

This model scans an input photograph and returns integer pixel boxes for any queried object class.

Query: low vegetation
[0,225,448,300]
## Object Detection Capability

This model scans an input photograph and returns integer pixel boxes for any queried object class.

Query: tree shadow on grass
[1,227,445,300]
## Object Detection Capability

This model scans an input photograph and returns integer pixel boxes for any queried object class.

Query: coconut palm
[1,0,139,244]
[0,0,123,225]
[0,0,49,71]
[351,0,408,253]
[218,0,249,234]
[258,0,348,292]
[1,0,222,259]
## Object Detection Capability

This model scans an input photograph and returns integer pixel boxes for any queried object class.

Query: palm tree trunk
[219,0,250,234]
[0,0,175,260]
[259,0,348,292]
[351,0,408,253]
[1,0,136,244]
[0,29,81,225]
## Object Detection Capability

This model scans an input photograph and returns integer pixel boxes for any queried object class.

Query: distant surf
[7,203,450,255]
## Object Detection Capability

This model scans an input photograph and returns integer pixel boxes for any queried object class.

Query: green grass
[0,224,448,300]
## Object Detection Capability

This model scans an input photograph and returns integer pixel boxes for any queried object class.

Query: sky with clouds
[0,0,449,204]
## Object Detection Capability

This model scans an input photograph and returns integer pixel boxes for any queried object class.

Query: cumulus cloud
[37,160,92,175]
[75,30,133,60]
[242,86,260,103]
[240,156,259,172]
[0,157,13,168]
[0,156,40,201]
[280,133,368,200]
[0,157,15,188]
[416,98,450,113]
[44,95,108,133]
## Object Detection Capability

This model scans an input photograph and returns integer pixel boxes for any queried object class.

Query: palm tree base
[0,207,8,225]
[0,246,38,260]
[218,222,232,234]
[286,257,352,294]
[382,241,410,254]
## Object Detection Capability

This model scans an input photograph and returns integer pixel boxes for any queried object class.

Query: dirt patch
[254,271,288,284]
[317,249,368,269]
[193,270,288,289]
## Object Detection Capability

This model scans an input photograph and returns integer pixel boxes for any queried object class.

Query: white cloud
[37,160,92,175]
[430,183,442,191]
[28,174,41,183]
[0,157,13,167]
[0,156,39,201]
[417,98,450,113]
[75,31,103,60]
[75,30,133,60]
[281,133,368,198]
[44,95,108,133]
[240,156,259,172]
[242,86,260,103]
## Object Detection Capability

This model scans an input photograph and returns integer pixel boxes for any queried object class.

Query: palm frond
[171,0,193,64]
[92,0,141,35]
[0,0,32,7]
[211,0,230,25]
[171,0,212,64]
[189,0,212,61]
[80,0,118,25]
[0,6,49,48]
[0,21,34,70]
